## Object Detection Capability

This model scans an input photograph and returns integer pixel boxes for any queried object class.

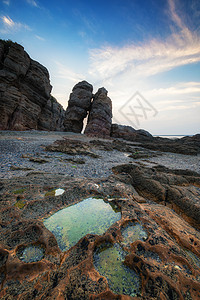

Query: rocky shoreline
[1,40,200,300]
[0,131,200,299]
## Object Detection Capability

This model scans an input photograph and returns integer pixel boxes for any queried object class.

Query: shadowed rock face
[111,123,153,141]
[64,81,93,133]
[84,87,112,138]
[0,40,65,131]
[139,134,200,155]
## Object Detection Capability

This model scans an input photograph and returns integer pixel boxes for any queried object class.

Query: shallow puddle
[17,245,45,263]
[121,222,148,247]
[93,243,141,297]
[43,197,121,251]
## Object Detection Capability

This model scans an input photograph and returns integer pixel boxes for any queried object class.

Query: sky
[0,0,200,135]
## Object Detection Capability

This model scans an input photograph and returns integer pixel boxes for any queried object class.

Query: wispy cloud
[87,0,200,133]
[26,0,38,7]
[35,34,45,41]
[0,15,31,34]
[55,61,84,83]
[147,82,200,98]
[89,0,200,85]
[73,9,97,34]
[2,0,10,5]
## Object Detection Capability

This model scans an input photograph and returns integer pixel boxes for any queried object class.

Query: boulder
[84,87,112,138]
[111,123,153,141]
[64,81,93,133]
[0,40,65,131]
[110,124,137,139]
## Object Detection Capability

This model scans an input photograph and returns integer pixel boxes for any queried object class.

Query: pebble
[0,131,131,179]
[1,131,199,179]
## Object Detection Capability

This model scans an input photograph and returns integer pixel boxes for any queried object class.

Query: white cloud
[3,0,10,6]
[26,0,38,7]
[35,35,45,41]
[55,61,84,83]
[147,82,200,98]
[89,29,200,83]
[86,0,200,134]
[89,0,200,84]
[0,15,31,34]
[1,15,14,27]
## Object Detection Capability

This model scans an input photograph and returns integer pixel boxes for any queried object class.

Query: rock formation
[139,134,200,155]
[64,81,93,133]
[84,87,112,138]
[0,163,200,299]
[0,40,65,131]
[111,123,153,141]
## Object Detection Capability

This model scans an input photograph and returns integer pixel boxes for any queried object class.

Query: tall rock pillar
[84,87,112,138]
[64,81,93,133]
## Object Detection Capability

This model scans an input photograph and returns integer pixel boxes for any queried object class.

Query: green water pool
[43,197,121,251]
[94,243,141,297]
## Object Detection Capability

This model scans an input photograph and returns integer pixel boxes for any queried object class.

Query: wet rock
[0,40,65,131]
[84,87,112,138]
[64,81,93,133]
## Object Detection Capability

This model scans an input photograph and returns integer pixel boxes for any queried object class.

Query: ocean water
[154,135,191,139]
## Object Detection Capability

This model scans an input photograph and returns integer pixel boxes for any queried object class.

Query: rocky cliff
[0,40,65,131]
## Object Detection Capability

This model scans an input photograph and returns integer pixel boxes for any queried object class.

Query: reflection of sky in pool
[94,243,141,297]
[43,198,121,251]
[45,188,65,197]
[55,188,65,196]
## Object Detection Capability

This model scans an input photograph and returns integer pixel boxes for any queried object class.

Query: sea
[153,135,192,139]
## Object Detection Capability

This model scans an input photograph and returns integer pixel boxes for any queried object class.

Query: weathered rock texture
[64,81,93,133]
[139,134,200,155]
[84,87,112,138]
[0,40,65,131]
[0,168,200,299]
[111,123,153,141]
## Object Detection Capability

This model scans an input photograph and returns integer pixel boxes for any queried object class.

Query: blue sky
[0,0,200,134]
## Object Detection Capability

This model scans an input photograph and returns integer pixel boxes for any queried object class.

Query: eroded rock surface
[0,164,199,299]
[84,87,112,138]
[64,81,93,133]
[0,40,65,131]
[111,124,153,141]
[113,164,200,227]
[136,134,200,155]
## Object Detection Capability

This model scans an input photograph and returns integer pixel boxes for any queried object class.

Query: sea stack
[64,81,93,133]
[84,87,112,138]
